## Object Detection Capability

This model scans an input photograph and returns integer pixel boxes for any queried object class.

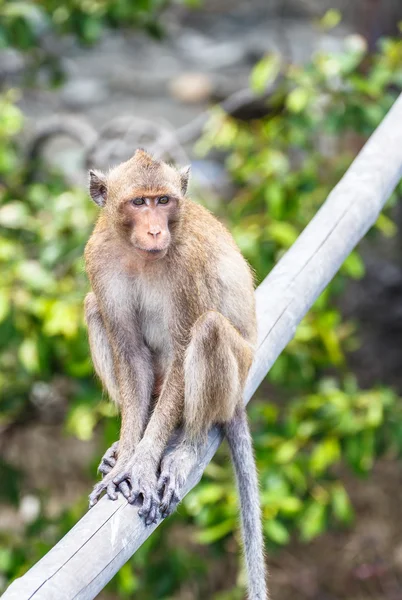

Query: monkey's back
[175,199,257,348]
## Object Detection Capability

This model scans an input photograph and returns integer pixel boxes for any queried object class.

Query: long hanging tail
[225,408,268,600]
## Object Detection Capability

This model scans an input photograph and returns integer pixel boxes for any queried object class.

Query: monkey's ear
[89,169,107,207]
[179,165,191,195]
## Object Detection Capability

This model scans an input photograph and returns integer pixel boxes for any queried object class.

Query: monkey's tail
[224,408,268,600]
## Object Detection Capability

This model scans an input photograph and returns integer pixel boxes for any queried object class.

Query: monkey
[84,148,268,599]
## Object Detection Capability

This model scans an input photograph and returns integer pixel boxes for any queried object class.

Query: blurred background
[1,1,402,598]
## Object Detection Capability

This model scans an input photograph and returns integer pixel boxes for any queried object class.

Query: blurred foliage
[0,0,199,48]
[1,5,402,599]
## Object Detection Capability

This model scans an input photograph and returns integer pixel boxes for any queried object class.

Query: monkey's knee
[184,311,244,435]
[190,310,224,353]
[190,310,253,375]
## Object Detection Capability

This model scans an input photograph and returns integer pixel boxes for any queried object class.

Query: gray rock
[61,79,109,109]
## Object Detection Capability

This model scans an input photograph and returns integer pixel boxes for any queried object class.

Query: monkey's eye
[131,197,145,206]
[158,196,170,205]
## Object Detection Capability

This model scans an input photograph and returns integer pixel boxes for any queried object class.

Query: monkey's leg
[158,310,253,516]
[85,293,154,506]
[158,431,203,518]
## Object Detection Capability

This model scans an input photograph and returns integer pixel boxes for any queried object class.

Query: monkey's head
[89,149,190,261]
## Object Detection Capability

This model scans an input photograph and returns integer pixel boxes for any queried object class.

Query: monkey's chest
[134,284,172,357]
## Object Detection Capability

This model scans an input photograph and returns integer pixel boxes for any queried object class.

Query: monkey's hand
[89,447,132,508]
[157,443,196,518]
[112,450,160,526]
[97,441,119,477]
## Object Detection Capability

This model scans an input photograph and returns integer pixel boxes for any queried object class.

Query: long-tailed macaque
[84,149,268,599]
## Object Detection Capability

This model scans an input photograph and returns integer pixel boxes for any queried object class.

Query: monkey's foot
[89,460,131,508]
[157,444,196,518]
[113,455,160,526]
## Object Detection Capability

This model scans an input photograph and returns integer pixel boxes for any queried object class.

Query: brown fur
[85,149,256,462]
[85,149,267,598]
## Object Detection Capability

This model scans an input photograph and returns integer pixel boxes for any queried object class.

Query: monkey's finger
[110,440,119,454]
[138,490,152,519]
[119,480,131,500]
[161,492,180,519]
[101,455,117,469]
[106,482,118,501]
[88,481,106,508]
[145,501,159,526]
[160,486,174,512]
[161,484,181,518]
[157,474,169,495]
[128,489,140,505]
[113,471,130,486]
[98,463,112,476]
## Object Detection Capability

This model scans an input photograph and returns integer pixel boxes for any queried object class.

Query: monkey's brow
[124,191,175,200]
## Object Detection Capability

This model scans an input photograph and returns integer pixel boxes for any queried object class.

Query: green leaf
[264,519,290,544]
[275,441,299,464]
[250,54,281,95]
[43,302,81,338]
[196,518,235,544]
[300,501,327,541]
[267,222,299,248]
[118,563,139,594]
[375,213,397,237]
[264,182,285,219]
[310,438,341,475]
[66,405,97,441]
[286,87,310,113]
[279,496,303,516]
[342,251,365,279]
[319,9,342,30]
[17,260,55,290]
[0,288,10,323]
[19,338,40,373]
[331,483,354,524]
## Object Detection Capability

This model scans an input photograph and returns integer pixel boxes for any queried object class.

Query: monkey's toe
[159,474,181,518]
[158,466,185,518]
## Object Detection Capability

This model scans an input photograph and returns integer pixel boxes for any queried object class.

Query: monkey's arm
[88,305,155,507]
[112,357,184,524]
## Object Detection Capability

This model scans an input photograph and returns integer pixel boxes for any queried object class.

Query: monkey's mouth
[134,246,168,260]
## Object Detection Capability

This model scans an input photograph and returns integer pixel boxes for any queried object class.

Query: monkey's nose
[147,229,161,238]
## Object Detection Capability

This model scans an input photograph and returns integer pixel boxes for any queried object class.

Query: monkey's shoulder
[182,201,240,257]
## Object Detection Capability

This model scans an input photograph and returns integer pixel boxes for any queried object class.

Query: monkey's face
[118,193,180,260]
[88,149,190,261]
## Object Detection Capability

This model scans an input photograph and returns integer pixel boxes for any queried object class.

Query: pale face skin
[118,194,180,260]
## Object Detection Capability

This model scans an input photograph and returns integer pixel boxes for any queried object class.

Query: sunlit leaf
[264,519,290,544]
[319,9,342,30]
[331,483,354,524]
[286,87,309,113]
[66,405,97,441]
[299,501,327,541]
[310,438,341,475]
[196,519,235,544]
[250,54,281,95]
[18,338,40,373]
